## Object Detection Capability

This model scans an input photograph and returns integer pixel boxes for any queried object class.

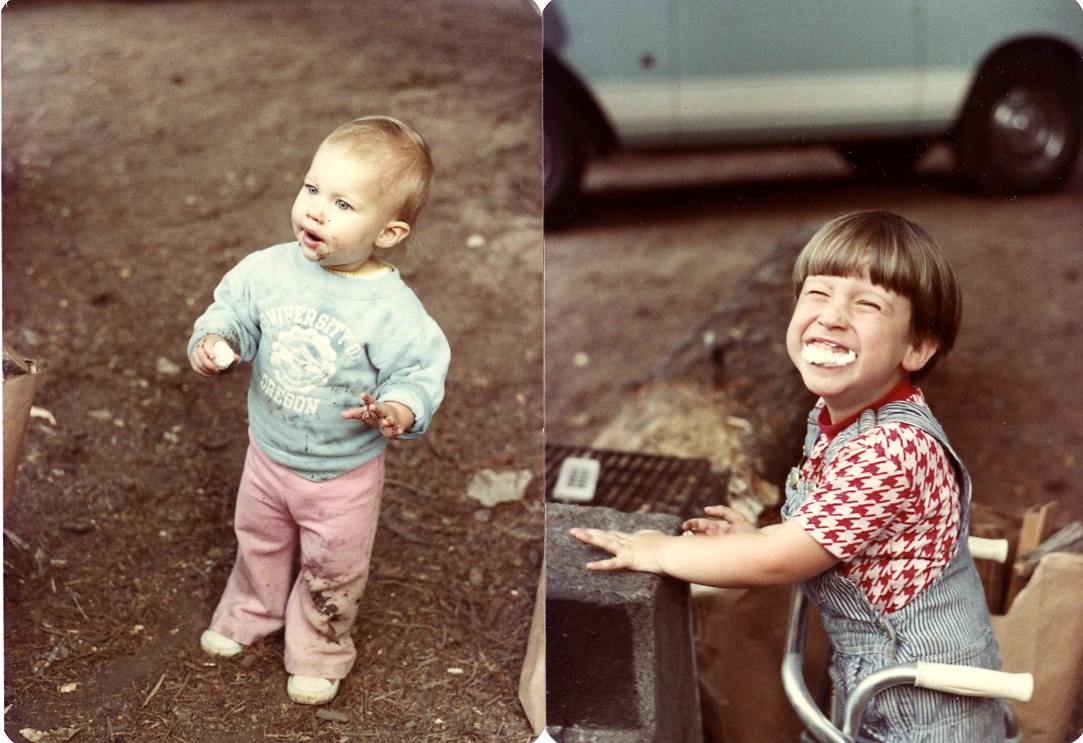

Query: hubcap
[991,87,1067,165]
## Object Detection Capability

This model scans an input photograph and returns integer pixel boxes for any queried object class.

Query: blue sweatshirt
[188,242,450,481]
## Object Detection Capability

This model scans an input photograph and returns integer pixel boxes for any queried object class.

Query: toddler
[188,116,450,705]
[572,211,1006,741]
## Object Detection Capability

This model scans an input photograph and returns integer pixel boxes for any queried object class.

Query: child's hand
[341,393,415,440]
[189,334,237,377]
[681,505,757,537]
[569,527,670,574]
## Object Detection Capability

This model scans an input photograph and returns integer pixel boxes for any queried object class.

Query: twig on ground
[68,591,90,622]
[378,514,427,545]
[170,670,191,703]
[141,672,166,708]
[364,616,439,632]
[383,478,434,498]
[33,641,64,675]
[4,528,30,551]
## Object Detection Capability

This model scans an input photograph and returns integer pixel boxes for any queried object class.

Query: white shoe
[200,629,243,657]
[287,675,341,705]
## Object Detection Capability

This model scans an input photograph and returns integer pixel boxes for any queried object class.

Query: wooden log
[1005,501,1059,609]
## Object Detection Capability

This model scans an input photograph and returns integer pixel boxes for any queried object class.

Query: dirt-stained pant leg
[209,436,300,645]
[283,454,385,680]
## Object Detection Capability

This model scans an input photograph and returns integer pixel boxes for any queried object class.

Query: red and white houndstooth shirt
[790,383,962,615]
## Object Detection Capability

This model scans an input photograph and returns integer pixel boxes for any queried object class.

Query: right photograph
[541,2,1083,742]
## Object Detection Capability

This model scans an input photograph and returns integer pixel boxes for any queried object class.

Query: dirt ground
[2,2,542,742]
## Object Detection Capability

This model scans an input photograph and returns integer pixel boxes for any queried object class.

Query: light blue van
[544,1,1083,220]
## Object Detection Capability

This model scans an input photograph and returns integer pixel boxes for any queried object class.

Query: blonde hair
[793,210,962,379]
[323,115,434,229]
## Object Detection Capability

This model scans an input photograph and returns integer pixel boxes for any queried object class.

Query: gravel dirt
[2,2,542,742]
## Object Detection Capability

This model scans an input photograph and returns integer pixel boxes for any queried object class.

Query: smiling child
[571,211,1007,741]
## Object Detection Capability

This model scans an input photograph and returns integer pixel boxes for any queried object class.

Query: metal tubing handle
[842,664,919,737]
[842,662,1034,736]
[782,589,851,743]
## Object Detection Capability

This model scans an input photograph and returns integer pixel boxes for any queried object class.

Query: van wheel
[955,50,1082,193]
[544,91,585,228]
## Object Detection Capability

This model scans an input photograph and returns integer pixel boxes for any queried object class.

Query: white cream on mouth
[802,342,856,367]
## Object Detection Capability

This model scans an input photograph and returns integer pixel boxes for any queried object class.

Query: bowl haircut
[793,210,962,380]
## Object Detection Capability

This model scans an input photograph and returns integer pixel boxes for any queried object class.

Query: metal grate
[545,443,728,520]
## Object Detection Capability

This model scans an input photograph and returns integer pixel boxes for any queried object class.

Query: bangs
[792,211,962,376]
[794,218,927,301]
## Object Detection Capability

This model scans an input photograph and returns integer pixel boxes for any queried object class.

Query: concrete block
[546,503,703,743]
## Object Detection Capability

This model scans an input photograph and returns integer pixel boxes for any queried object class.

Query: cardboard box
[3,343,38,511]
[992,552,1083,743]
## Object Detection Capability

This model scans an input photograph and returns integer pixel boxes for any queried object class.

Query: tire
[544,90,585,228]
[955,49,1082,194]
[840,139,930,180]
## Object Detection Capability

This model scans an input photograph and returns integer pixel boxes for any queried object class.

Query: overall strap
[801,408,820,458]
[818,401,958,469]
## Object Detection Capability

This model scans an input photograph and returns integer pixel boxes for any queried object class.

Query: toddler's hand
[681,505,756,536]
[569,527,669,574]
[189,335,237,377]
[341,393,415,440]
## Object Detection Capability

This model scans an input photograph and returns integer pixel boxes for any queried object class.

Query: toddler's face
[786,272,937,422]
[291,142,408,273]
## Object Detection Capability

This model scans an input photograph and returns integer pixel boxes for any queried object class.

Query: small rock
[30,407,57,425]
[156,357,181,375]
[19,729,80,743]
[315,708,349,723]
[465,469,533,508]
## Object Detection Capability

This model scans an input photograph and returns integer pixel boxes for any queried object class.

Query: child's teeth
[802,343,856,366]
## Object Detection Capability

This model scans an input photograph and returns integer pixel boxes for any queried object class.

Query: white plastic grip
[967,536,1010,563]
[914,662,1033,702]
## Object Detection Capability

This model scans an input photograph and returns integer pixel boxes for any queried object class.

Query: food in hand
[212,340,236,370]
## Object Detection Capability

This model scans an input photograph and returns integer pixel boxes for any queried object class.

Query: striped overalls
[783,401,1005,742]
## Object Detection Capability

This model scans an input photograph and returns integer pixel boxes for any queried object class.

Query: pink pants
[209,433,384,680]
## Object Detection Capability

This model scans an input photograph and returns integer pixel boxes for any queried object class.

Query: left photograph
[2,1,543,741]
